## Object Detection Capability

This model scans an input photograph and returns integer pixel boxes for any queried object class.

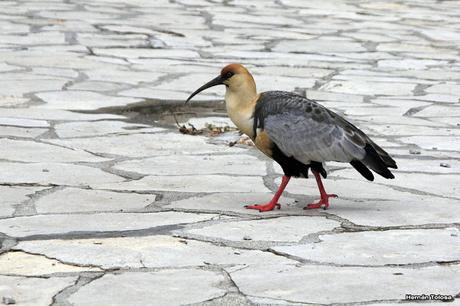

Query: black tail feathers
[352,144,396,180]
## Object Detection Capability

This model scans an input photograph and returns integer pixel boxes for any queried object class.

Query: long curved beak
[185,75,224,104]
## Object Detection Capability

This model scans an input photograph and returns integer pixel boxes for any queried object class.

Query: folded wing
[254,91,397,181]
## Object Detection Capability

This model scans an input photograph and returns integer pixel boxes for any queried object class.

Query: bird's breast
[254,130,274,158]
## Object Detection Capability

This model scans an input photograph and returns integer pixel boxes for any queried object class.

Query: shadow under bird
[186,64,397,212]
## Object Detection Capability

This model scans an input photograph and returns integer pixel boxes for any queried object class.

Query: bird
[185,64,397,212]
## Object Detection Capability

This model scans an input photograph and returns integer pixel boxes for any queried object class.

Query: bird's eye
[226,71,233,78]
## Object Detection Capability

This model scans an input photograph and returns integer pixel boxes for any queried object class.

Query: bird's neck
[225,83,258,139]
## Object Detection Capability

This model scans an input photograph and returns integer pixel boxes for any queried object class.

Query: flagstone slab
[16,235,295,269]
[229,264,460,304]
[35,91,142,110]
[35,188,155,213]
[0,252,101,276]
[273,228,460,265]
[165,192,298,215]
[54,121,159,138]
[49,133,247,158]
[95,175,269,193]
[0,162,124,186]
[0,212,216,238]
[0,186,46,218]
[113,154,266,176]
[184,216,339,243]
[0,276,77,306]
[0,126,47,138]
[68,269,225,306]
[0,139,108,162]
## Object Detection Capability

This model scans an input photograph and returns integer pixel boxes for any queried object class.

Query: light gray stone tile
[92,48,200,59]
[48,133,246,158]
[273,39,366,53]
[113,154,265,176]
[84,69,164,85]
[35,188,155,213]
[0,276,77,306]
[0,126,47,138]
[0,79,67,96]
[320,80,415,95]
[399,135,460,151]
[230,264,460,304]
[54,121,159,138]
[329,195,460,227]
[0,186,45,218]
[0,139,108,163]
[166,192,298,215]
[95,175,269,193]
[0,162,124,186]
[0,117,49,128]
[0,252,101,276]
[0,211,216,238]
[35,91,142,110]
[0,108,125,121]
[333,168,460,199]
[185,216,339,243]
[68,269,225,306]
[273,229,460,265]
[16,235,295,269]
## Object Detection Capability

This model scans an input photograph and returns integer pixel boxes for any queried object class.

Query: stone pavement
[0,0,459,305]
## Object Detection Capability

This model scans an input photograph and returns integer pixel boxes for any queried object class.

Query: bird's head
[185,63,256,104]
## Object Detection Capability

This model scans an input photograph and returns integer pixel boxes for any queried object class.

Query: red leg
[245,175,290,212]
[304,171,337,210]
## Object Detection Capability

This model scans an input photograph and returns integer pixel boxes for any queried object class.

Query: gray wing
[254,91,367,164]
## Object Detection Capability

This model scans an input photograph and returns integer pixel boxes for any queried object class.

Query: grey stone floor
[1,0,460,305]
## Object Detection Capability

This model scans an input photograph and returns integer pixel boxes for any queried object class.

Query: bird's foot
[244,202,280,212]
[304,194,338,210]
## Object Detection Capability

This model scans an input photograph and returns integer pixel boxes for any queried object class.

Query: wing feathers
[255,91,397,179]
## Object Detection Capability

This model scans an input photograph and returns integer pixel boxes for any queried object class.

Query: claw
[245,202,280,212]
[304,193,337,210]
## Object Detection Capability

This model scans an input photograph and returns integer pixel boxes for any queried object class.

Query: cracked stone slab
[333,168,460,199]
[0,96,29,107]
[68,269,225,306]
[0,162,125,186]
[95,175,269,193]
[165,193,300,215]
[273,228,460,265]
[327,195,460,227]
[92,48,200,59]
[400,135,460,151]
[49,133,247,158]
[0,126,47,138]
[0,108,125,121]
[15,235,295,269]
[0,79,67,97]
[320,80,416,96]
[0,211,217,238]
[277,175,409,201]
[54,121,162,138]
[0,251,101,276]
[184,216,339,243]
[113,154,266,176]
[0,275,77,306]
[230,264,460,304]
[0,139,108,163]
[0,117,49,128]
[35,91,143,110]
[35,188,156,213]
[273,39,366,53]
[0,186,46,218]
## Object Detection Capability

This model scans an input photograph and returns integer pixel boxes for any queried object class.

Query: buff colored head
[185,63,255,103]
